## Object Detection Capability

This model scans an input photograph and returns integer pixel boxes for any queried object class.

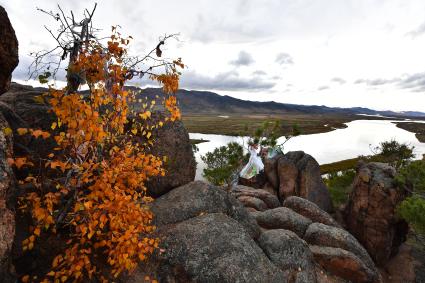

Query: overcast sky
[3,0,425,112]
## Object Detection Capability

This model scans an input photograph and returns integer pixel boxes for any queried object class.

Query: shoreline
[182,113,424,138]
[394,122,425,143]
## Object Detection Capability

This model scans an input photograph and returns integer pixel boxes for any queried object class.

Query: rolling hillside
[138,87,425,117]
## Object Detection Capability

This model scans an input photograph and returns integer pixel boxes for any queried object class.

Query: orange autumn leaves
[14,28,184,282]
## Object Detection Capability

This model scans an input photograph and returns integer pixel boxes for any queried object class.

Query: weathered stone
[0,113,15,281]
[264,154,281,189]
[253,207,312,238]
[345,162,408,266]
[304,223,376,271]
[0,85,57,165]
[277,151,333,212]
[237,195,268,211]
[278,155,299,199]
[261,182,278,197]
[315,265,347,283]
[0,11,19,279]
[0,206,15,282]
[283,196,340,227]
[258,229,317,283]
[310,245,382,283]
[141,112,196,197]
[232,185,280,209]
[0,6,19,95]
[123,213,287,283]
[150,181,260,239]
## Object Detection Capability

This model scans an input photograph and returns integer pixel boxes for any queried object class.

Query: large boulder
[304,223,376,272]
[150,181,260,239]
[253,207,312,238]
[344,162,408,266]
[265,151,333,212]
[310,245,381,283]
[0,113,15,281]
[0,6,19,95]
[264,155,280,189]
[123,182,287,282]
[231,185,280,211]
[0,84,56,164]
[0,84,51,130]
[258,229,317,282]
[142,112,196,197]
[283,196,340,228]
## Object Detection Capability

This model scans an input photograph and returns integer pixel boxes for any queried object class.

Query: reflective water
[190,120,425,180]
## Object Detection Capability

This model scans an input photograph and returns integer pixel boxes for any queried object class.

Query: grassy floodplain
[183,113,352,136]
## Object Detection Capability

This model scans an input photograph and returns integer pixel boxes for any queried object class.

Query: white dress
[239,147,264,179]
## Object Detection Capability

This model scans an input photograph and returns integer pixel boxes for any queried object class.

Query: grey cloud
[397,72,425,92]
[230,51,255,66]
[354,78,399,86]
[354,72,425,92]
[252,70,267,76]
[331,77,346,84]
[12,53,68,82]
[180,70,275,91]
[406,21,425,38]
[317,85,329,91]
[275,52,294,65]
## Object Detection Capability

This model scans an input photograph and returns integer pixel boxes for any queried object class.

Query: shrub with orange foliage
[11,27,183,282]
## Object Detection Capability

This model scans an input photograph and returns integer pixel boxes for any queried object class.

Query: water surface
[190,120,425,180]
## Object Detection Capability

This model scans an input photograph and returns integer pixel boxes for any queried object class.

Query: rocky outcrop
[344,162,408,266]
[231,185,280,211]
[0,84,51,131]
[0,7,18,278]
[0,113,15,281]
[236,185,382,283]
[123,181,287,282]
[149,181,260,239]
[0,85,56,167]
[310,245,379,283]
[0,6,19,95]
[258,229,317,282]
[283,196,341,228]
[144,213,285,283]
[278,151,333,212]
[264,155,280,189]
[128,181,380,283]
[141,112,196,197]
[261,151,333,212]
[253,207,312,238]
[304,223,376,271]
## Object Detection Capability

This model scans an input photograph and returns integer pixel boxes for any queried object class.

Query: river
[190,120,425,180]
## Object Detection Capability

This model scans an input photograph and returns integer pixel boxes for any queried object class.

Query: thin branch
[128,33,179,69]
[57,4,77,41]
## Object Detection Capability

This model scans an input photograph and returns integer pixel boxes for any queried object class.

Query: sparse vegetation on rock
[201,142,246,187]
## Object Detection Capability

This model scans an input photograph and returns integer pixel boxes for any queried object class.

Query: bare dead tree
[29,3,180,93]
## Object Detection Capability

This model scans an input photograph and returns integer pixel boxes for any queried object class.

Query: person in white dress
[239,143,264,179]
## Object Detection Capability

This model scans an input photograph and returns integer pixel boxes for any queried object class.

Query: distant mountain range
[10,83,425,118]
[138,88,425,118]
